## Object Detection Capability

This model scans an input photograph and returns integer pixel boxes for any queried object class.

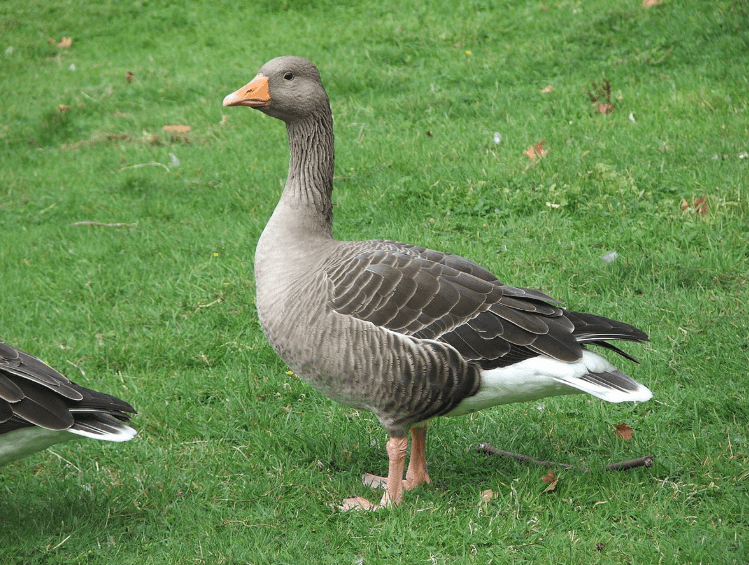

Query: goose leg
[404,426,430,490]
[378,435,408,506]
[340,435,408,511]
[340,428,431,510]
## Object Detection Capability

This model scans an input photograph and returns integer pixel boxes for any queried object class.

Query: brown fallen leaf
[642,0,663,7]
[57,37,73,48]
[126,71,135,84]
[541,85,553,94]
[680,196,708,216]
[480,489,496,502]
[163,125,192,133]
[588,79,615,114]
[694,196,708,215]
[614,423,633,441]
[541,470,558,492]
[524,140,547,162]
[57,104,70,114]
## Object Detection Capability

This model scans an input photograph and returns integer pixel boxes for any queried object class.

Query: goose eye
[283,72,294,81]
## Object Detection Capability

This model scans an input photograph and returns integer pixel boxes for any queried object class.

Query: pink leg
[340,435,408,511]
[339,428,430,511]
[378,436,408,507]
[404,427,431,490]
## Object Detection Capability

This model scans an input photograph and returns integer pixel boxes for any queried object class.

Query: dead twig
[118,162,170,172]
[606,455,654,471]
[476,443,654,471]
[196,297,224,309]
[71,221,137,227]
[477,443,574,469]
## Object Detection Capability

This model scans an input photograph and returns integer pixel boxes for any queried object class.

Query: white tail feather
[447,350,651,417]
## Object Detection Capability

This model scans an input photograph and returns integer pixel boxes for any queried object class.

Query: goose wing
[327,241,647,368]
[0,340,136,436]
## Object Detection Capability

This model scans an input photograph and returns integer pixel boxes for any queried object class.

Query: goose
[0,340,136,466]
[223,56,652,510]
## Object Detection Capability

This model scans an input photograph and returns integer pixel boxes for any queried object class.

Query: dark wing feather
[328,241,648,368]
[564,310,648,342]
[9,382,75,430]
[0,340,136,435]
[0,341,83,400]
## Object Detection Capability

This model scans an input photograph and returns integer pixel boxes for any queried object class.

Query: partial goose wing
[326,241,647,368]
[0,340,136,441]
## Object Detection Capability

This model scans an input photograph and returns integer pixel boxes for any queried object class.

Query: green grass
[1,0,748,563]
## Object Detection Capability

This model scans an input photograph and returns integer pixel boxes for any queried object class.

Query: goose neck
[282,111,335,231]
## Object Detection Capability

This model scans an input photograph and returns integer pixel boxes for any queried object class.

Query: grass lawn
[1,0,748,563]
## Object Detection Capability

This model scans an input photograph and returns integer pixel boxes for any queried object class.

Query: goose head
[223,56,330,123]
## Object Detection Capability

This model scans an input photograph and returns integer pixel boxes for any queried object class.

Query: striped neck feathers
[283,110,335,231]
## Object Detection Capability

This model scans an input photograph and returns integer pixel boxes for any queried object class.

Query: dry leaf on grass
[163,125,192,133]
[480,489,496,503]
[680,196,708,216]
[57,104,70,114]
[541,470,558,492]
[524,140,547,162]
[126,71,135,83]
[57,37,73,48]
[541,85,554,94]
[588,79,615,114]
[614,423,633,441]
[642,0,663,7]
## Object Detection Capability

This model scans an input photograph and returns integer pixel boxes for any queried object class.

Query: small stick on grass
[605,455,654,471]
[477,443,654,471]
[71,221,137,227]
[476,443,574,469]
[118,162,170,172]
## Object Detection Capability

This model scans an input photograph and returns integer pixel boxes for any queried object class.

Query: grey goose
[223,56,652,510]
[0,340,136,466]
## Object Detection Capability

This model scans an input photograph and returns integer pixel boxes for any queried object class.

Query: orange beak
[223,75,271,107]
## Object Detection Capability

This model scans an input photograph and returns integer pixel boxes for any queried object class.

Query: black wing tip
[566,310,649,340]
[1,339,137,435]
